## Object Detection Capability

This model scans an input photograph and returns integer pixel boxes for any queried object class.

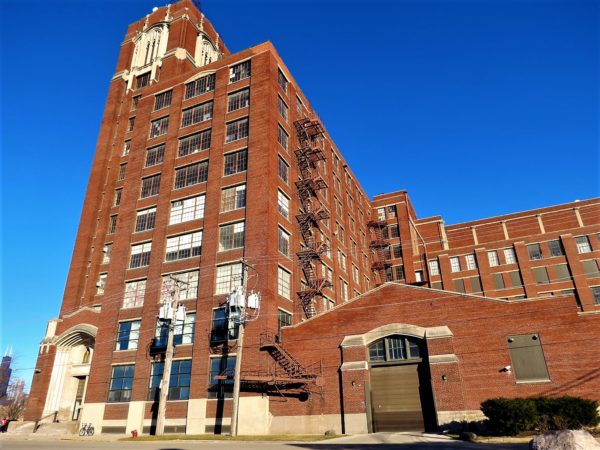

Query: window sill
[515,379,551,384]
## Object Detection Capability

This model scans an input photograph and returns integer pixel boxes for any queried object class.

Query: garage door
[370,364,424,432]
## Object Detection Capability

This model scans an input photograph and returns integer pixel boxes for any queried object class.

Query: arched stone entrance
[43,324,97,422]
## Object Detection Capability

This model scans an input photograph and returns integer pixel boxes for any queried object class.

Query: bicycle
[79,422,94,436]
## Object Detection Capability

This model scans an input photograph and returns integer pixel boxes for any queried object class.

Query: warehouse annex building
[25,0,600,436]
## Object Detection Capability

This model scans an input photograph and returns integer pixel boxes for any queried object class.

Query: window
[388,224,399,239]
[278,156,289,183]
[278,309,292,329]
[229,60,251,83]
[140,174,161,198]
[527,243,542,260]
[169,195,205,224]
[575,236,592,254]
[178,130,211,156]
[208,356,236,398]
[123,279,146,308]
[368,336,421,362]
[154,313,196,347]
[96,273,107,295]
[219,222,245,251]
[582,260,600,278]
[174,161,208,189]
[113,189,122,207]
[429,260,440,276]
[127,117,135,132]
[277,96,288,121]
[129,243,152,269]
[504,248,517,264]
[454,279,466,293]
[509,271,523,287]
[277,125,288,150]
[278,267,291,299]
[149,116,169,138]
[278,227,290,256]
[148,360,191,401]
[227,89,250,112]
[547,240,564,257]
[116,320,140,351]
[532,266,550,284]
[392,244,402,259]
[102,243,112,264]
[107,365,134,402]
[161,271,199,301]
[450,256,461,272]
[493,273,505,289]
[338,250,347,272]
[470,276,483,293]
[131,95,140,111]
[182,101,213,128]
[136,71,150,88]
[118,164,127,181]
[340,278,349,302]
[225,117,249,142]
[296,95,304,114]
[277,190,289,219]
[211,308,239,342]
[123,140,131,156]
[215,263,243,295]
[277,68,288,92]
[554,264,571,281]
[592,286,600,305]
[394,265,405,280]
[223,149,247,175]
[488,251,499,267]
[165,231,202,261]
[352,264,360,283]
[221,184,246,212]
[465,254,477,270]
[185,73,215,99]
[507,334,550,382]
[108,215,118,234]
[145,144,165,167]
[377,208,385,221]
[135,207,156,233]
[154,90,172,110]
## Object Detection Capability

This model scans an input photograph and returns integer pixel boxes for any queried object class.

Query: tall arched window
[368,335,422,362]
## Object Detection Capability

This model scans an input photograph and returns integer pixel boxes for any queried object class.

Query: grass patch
[119,434,341,442]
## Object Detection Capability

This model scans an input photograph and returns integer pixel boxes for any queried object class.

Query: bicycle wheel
[79,428,85,436]
[88,427,94,436]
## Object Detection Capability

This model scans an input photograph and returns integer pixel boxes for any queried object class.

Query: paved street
[0,433,530,450]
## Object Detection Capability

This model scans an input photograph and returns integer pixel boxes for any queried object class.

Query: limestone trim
[62,305,101,319]
[341,323,453,348]
[341,361,368,371]
[53,324,98,347]
[429,354,459,364]
[184,69,217,84]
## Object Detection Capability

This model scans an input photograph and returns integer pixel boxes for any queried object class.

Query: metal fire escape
[368,219,391,286]
[294,118,332,319]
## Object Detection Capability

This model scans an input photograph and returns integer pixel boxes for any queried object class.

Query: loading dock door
[370,363,424,432]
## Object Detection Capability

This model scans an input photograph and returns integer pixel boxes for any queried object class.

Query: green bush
[481,396,600,436]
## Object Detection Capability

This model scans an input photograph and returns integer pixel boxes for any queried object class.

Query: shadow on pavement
[288,442,529,450]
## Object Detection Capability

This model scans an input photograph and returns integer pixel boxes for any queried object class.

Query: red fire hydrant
[131,430,138,438]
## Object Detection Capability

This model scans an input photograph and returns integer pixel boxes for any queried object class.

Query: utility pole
[155,276,187,436]
[230,258,255,436]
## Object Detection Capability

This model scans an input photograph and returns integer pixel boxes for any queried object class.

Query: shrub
[481,396,600,436]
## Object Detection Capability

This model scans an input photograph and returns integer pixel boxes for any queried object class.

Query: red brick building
[26,0,600,435]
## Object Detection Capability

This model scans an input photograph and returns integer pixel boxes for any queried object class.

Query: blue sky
[1,0,598,389]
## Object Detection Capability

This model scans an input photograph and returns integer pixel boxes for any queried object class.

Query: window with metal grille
[178,129,211,157]
[145,144,165,167]
[223,149,247,175]
[140,174,161,198]
[108,365,134,402]
[278,227,290,256]
[229,60,251,83]
[169,195,205,224]
[129,243,152,269]
[174,161,208,189]
[149,116,169,138]
[225,118,248,142]
[123,279,146,307]
[278,156,289,183]
[227,88,249,112]
[575,236,592,254]
[134,207,156,233]
[108,215,118,234]
[148,360,191,401]
[278,267,291,299]
[181,101,213,127]
[215,263,243,295]
[185,73,215,99]
[221,184,246,212]
[165,231,202,261]
[154,90,172,111]
[277,125,288,150]
[136,72,150,88]
[118,164,127,181]
[277,69,288,92]
[219,222,245,251]
[277,96,288,121]
[116,321,140,351]
[527,243,542,260]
